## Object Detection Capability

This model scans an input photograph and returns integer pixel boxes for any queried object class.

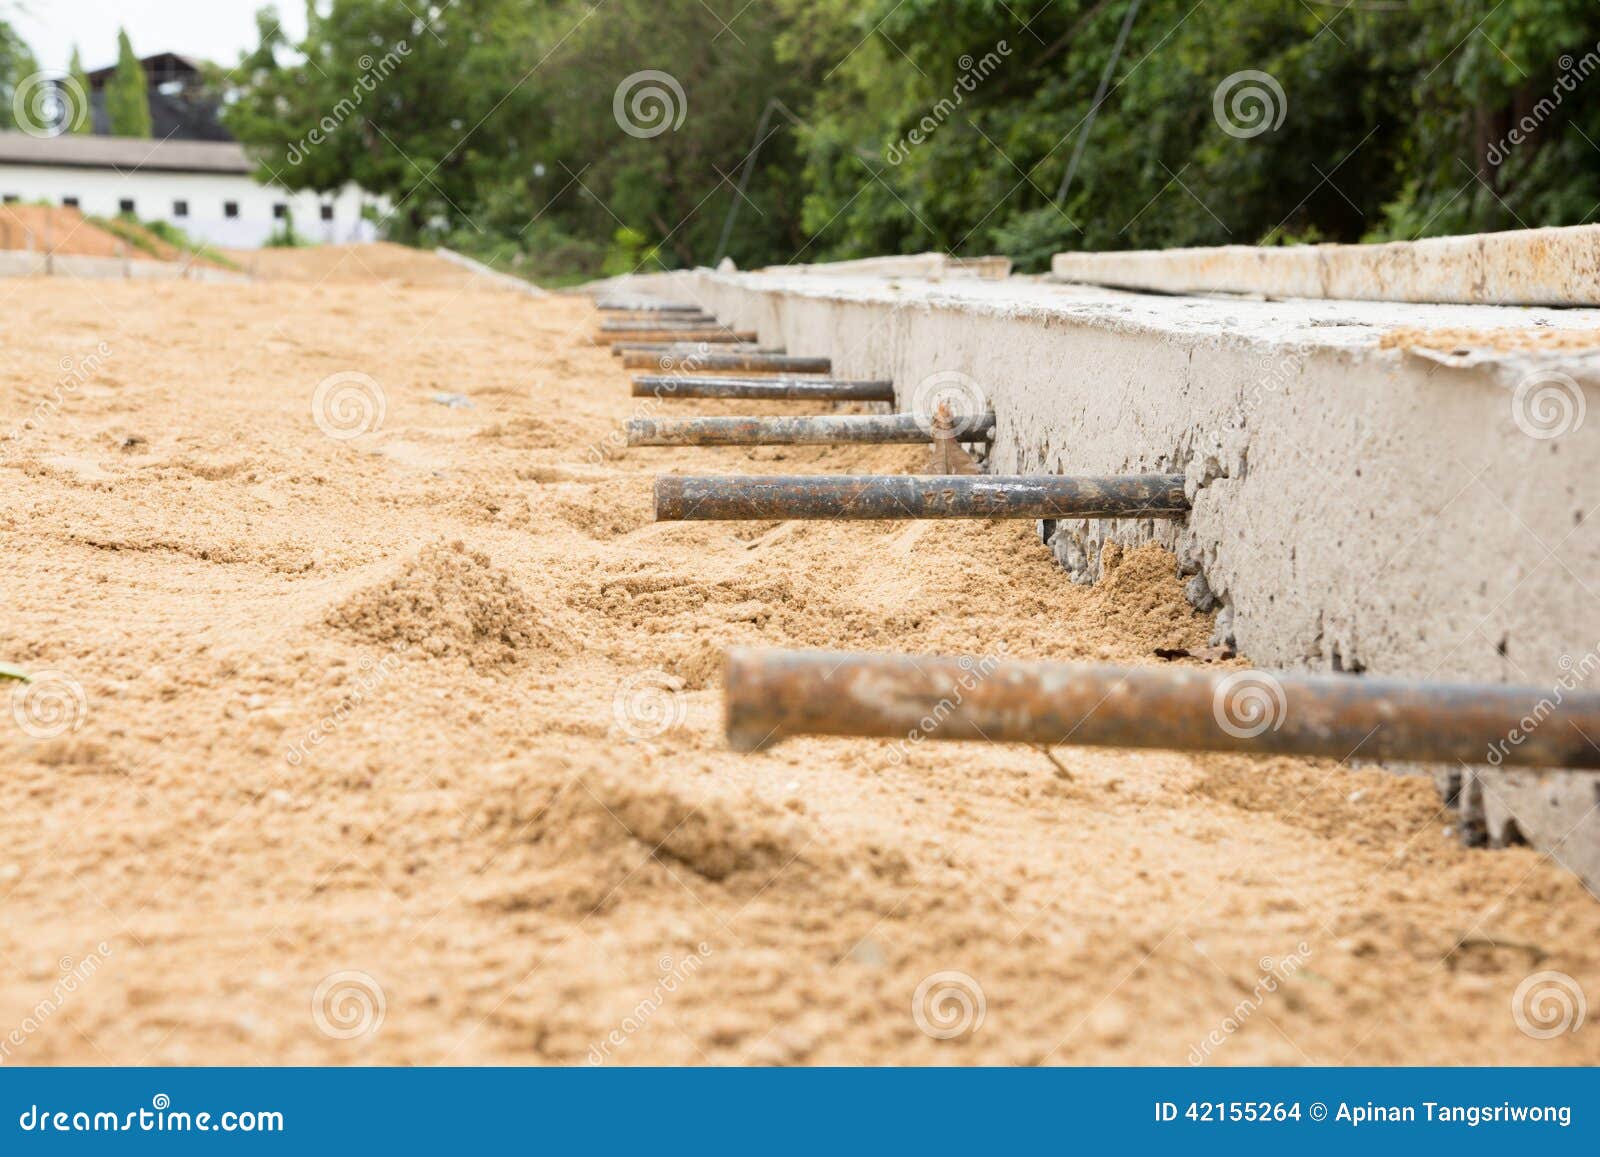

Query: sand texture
[2,259,1597,1066]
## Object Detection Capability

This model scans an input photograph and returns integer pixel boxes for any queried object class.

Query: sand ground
[1,248,1597,1066]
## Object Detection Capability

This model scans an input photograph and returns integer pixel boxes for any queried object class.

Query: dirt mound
[326,540,571,669]
[0,205,156,259]
[468,767,831,916]
[234,241,497,287]
[1082,542,1207,652]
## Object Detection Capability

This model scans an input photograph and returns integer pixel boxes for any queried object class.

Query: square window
[223,201,239,219]
[273,203,288,220]
[320,204,334,222]
[62,196,79,208]
[118,198,135,214]
[173,200,188,218]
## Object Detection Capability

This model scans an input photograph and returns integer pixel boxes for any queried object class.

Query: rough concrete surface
[1051,224,1600,306]
[760,252,1012,280]
[603,266,1600,895]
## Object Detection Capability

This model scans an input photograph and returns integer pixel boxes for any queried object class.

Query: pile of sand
[326,540,572,670]
[234,241,505,288]
[0,204,156,259]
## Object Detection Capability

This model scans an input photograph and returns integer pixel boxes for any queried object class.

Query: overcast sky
[12,0,307,74]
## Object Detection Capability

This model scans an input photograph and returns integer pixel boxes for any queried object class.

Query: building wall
[0,164,376,249]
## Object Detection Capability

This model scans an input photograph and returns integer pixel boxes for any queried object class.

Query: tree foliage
[0,15,40,134]
[217,0,1600,275]
[106,28,152,138]
[67,46,92,134]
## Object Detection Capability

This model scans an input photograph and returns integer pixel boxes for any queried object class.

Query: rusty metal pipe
[655,473,1187,521]
[627,413,995,446]
[622,351,831,374]
[612,343,773,358]
[596,330,757,346]
[597,300,704,312]
[600,318,723,332]
[598,311,718,325]
[723,648,1600,770]
[632,376,895,402]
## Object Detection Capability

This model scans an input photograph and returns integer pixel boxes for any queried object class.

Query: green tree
[105,28,151,138]
[66,45,92,133]
[0,17,40,133]
[224,0,820,272]
[773,0,1600,267]
[220,0,1600,277]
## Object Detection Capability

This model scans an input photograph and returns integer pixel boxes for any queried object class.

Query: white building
[0,131,379,249]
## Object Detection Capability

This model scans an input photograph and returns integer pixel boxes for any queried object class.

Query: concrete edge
[434,248,550,296]
[1051,224,1600,307]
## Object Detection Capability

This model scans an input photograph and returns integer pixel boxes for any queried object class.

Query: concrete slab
[613,264,1600,896]
[1051,224,1600,306]
[758,252,1012,280]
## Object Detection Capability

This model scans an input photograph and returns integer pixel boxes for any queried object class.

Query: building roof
[86,52,211,88]
[89,90,234,143]
[0,132,253,175]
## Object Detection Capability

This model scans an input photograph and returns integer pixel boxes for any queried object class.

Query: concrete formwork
[604,266,1600,895]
